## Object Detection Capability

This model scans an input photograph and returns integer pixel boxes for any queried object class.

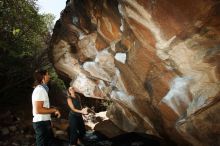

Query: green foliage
[49,68,66,90]
[12,28,20,36]
[101,99,113,110]
[0,0,60,104]
[42,13,56,33]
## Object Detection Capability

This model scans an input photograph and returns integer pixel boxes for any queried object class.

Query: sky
[36,0,66,22]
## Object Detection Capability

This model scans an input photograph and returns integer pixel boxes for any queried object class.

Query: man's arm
[35,101,57,114]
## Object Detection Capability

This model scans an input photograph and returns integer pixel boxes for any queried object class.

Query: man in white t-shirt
[32,69,61,146]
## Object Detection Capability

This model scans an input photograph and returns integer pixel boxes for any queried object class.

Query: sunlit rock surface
[49,0,220,145]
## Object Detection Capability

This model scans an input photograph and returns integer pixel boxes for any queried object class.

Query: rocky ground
[0,105,164,146]
[0,108,35,146]
[0,115,164,146]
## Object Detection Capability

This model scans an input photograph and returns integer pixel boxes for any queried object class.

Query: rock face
[49,0,220,145]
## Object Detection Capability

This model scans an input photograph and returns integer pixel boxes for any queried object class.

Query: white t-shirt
[32,85,51,122]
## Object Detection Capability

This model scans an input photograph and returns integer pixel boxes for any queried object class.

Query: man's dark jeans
[33,120,59,146]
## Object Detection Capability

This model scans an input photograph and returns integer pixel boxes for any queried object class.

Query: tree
[0,0,56,104]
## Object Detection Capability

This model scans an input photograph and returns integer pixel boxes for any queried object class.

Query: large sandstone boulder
[49,0,220,145]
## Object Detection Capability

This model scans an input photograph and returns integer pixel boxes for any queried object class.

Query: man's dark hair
[33,69,48,87]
